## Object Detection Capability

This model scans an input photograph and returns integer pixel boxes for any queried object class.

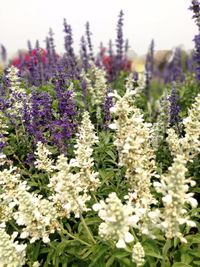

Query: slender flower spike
[109,75,155,207]
[82,63,107,120]
[168,82,181,129]
[0,111,8,151]
[6,66,28,120]
[154,155,197,242]
[70,111,100,192]
[34,142,54,173]
[189,0,200,81]
[189,0,200,29]
[93,192,138,248]
[85,21,94,61]
[115,10,124,71]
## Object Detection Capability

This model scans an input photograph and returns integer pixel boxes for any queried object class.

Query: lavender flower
[0,45,7,63]
[80,36,90,71]
[189,0,200,29]
[63,19,80,79]
[24,91,53,143]
[170,48,185,82]
[145,39,154,99]
[189,0,200,82]
[51,82,77,153]
[35,40,45,85]
[168,82,181,133]
[115,10,124,71]
[49,28,57,64]
[85,21,94,61]
[125,39,129,54]
[27,40,39,86]
[193,34,200,81]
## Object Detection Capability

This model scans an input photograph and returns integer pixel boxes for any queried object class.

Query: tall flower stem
[80,215,96,244]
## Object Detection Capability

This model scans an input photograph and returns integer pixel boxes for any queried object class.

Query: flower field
[0,2,200,267]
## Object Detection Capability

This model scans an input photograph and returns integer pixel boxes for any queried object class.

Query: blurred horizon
[0,0,197,59]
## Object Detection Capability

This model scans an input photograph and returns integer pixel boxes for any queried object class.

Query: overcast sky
[0,0,197,58]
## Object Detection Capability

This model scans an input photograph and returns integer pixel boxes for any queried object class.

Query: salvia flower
[48,112,99,218]
[34,141,54,173]
[153,155,197,243]
[168,82,181,131]
[49,155,91,218]
[189,0,200,29]
[0,223,27,267]
[86,21,94,61]
[25,91,53,143]
[132,242,145,267]
[0,111,8,151]
[193,34,200,81]
[51,83,77,153]
[167,93,200,160]
[103,89,113,128]
[93,192,138,248]
[1,44,7,63]
[115,10,124,71]
[83,63,107,118]
[6,66,28,121]
[152,90,170,148]
[13,182,59,244]
[80,36,90,71]
[70,111,100,192]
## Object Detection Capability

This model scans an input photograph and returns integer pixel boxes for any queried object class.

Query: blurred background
[0,0,197,59]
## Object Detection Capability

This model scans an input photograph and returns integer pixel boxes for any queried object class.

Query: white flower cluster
[6,66,28,119]
[0,111,8,147]
[154,155,197,243]
[0,162,59,244]
[0,153,6,166]
[132,242,145,267]
[70,111,100,192]
[82,63,107,107]
[35,112,100,218]
[109,76,140,155]
[34,141,54,173]
[93,192,139,248]
[152,90,169,149]
[109,78,156,207]
[0,223,27,267]
[49,155,91,218]
[13,182,59,244]
[167,93,200,161]
[0,166,21,222]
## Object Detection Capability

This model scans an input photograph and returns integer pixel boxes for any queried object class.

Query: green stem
[91,192,98,203]
[81,215,96,244]
[60,225,92,247]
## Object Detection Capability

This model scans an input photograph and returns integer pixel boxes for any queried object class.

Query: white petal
[116,239,126,248]
[124,232,134,243]
[162,194,172,204]
[92,203,102,211]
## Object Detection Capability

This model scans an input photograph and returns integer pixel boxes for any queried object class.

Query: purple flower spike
[168,82,181,133]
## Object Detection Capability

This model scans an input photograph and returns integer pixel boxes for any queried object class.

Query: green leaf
[181,253,192,264]
[106,256,115,267]
[88,246,108,267]
[187,234,200,244]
